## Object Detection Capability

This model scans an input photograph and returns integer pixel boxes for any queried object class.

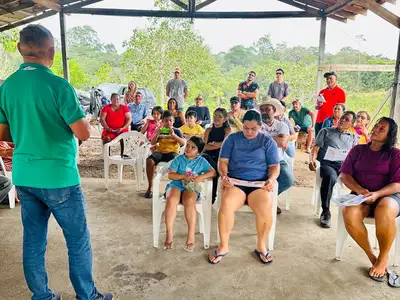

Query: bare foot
[370,256,388,278]
[208,246,229,264]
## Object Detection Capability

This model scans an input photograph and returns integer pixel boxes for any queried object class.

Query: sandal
[254,249,273,264]
[388,269,400,288]
[164,241,173,250]
[144,191,153,199]
[208,249,228,264]
[368,267,386,282]
[184,243,195,252]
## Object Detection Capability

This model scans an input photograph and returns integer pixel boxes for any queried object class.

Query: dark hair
[279,100,286,109]
[230,96,240,103]
[341,111,356,124]
[151,106,163,115]
[167,98,178,110]
[249,71,256,76]
[357,110,371,121]
[188,136,206,153]
[243,110,262,126]
[334,103,346,111]
[276,68,284,74]
[20,24,54,47]
[185,110,197,119]
[376,117,398,151]
[110,93,120,100]
[213,108,229,129]
[162,110,174,119]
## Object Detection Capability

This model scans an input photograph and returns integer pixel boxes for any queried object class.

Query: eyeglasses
[196,98,203,101]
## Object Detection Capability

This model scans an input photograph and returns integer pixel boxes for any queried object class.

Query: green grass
[346,91,391,123]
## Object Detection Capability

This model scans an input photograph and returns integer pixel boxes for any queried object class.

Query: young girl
[141,106,163,140]
[353,110,371,144]
[202,108,231,202]
[163,136,216,252]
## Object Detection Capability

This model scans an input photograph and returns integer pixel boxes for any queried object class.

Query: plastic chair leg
[335,207,348,260]
[8,186,15,209]
[104,162,109,189]
[285,190,290,211]
[118,165,123,183]
[394,222,400,267]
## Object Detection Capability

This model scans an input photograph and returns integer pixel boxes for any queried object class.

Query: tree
[0,29,18,53]
[51,53,87,89]
[67,25,104,51]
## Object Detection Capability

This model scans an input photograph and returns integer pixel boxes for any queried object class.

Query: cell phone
[160,127,170,134]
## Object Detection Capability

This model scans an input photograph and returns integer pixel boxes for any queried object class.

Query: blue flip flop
[209,249,228,264]
[254,249,273,264]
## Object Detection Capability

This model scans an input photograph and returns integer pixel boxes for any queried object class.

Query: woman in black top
[167,98,185,128]
[203,108,231,202]
[185,94,211,127]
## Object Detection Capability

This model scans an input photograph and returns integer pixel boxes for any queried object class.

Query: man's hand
[261,179,274,192]
[222,175,234,188]
[309,161,317,172]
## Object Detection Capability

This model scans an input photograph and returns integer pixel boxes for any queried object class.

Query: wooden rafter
[288,0,354,20]
[196,0,217,11]
[31,0,61,12]
[324,0,356,15]
[356,0,400,28]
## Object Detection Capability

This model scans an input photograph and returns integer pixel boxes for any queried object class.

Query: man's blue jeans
[16,185,99,300]
[277,160,295,195]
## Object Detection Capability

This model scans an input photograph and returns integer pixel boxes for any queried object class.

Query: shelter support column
[316,17,327,95]
[59,8,70,81]
[390,30,400,134]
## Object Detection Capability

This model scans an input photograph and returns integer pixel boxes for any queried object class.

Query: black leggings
[320,161,341,212]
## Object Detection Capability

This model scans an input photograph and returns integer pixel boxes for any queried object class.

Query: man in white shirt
[258,97,295,214]
[166,67,188,111]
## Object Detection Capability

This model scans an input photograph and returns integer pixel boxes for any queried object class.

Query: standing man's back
[0,24,112,300]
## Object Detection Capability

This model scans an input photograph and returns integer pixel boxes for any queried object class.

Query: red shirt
[316,85,346,123]
[101,104,130,129]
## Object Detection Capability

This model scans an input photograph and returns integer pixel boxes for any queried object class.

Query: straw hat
[257,96,283,117]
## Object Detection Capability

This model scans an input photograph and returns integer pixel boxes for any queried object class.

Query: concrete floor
[0,178,399,300]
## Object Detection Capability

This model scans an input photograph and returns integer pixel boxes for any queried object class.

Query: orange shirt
[316,85,346,123]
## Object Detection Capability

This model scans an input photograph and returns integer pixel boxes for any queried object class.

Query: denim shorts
[164,182,201,202]
[364,193,400,218]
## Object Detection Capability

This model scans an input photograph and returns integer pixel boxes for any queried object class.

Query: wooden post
[390,30,400,121]
[316,17,327,95]
[59,9,70,81]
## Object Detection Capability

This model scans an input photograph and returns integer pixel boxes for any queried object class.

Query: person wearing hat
[128,90,148,131]
[185,94,211,128]
[237,71,259,110]
[289,99,315,153]
[228,96,246,133]
[258,97,295,214]
[315,71,346,136]
[267,68,290,102]
[166,67,188,111]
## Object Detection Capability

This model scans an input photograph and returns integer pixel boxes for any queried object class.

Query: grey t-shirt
[268,81,290,100]
[166,79,188,109]
[315,127,358,163]
[261,119,289,161]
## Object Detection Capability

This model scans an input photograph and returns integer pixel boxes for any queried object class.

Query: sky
[33,0,400,59]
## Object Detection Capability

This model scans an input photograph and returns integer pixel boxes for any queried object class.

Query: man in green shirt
[0,25,112,300]
[288,99,315,153]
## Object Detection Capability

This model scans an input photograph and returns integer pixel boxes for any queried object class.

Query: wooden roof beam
[342,4,367,15]
[196,0,217,11]
[293,0,355,20]
[31,0,61,12]
[324,0,356,15]
[357,0,400,28]
[278,0,322,17]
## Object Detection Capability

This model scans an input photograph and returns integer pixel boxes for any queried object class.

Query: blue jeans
[277,160,295,195]
[17,185,99,300]
[285,142,296,158]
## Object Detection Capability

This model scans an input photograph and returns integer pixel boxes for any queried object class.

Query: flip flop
[254,249,273,264]
[144,192,153,199]
[164,241,173,250]
[208,249,228,264]
[368,268,386,282]
[184,243,195,252]
[388,269,400,288]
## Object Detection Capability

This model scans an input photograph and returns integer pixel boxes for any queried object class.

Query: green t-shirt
[288,107,312,128]
[0,63,85,188]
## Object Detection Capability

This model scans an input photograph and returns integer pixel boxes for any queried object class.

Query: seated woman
[208,110,280,265]
[339,117,400,282]
[100,93,132,157]
[322,103,345,129]
[352,110,371,144]
[202,108,231,202]
[168,98,185,128]
[163,136,216,251]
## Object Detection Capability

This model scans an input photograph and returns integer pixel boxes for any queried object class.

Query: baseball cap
[324,71,337,78]
[174,67,182,73]
[230,96,241,103]
[292,99,301,104]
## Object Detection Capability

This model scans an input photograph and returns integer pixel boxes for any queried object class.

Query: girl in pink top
[141,106,163,140]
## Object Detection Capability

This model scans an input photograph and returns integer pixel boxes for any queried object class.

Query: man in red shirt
[315,71,346,136]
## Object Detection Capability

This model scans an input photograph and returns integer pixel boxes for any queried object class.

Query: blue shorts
[164,182,201,201]
[352,192,400,218]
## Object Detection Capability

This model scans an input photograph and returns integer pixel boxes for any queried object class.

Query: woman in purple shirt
[339,117,400,282]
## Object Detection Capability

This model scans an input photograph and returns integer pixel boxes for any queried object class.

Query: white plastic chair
[281,154,294,210]
[103,131,146,191]
[75,137,80,165]
[152,162,213,249]
[311,162,348,216]
[215,178,279,250]
[0,157,15,209]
